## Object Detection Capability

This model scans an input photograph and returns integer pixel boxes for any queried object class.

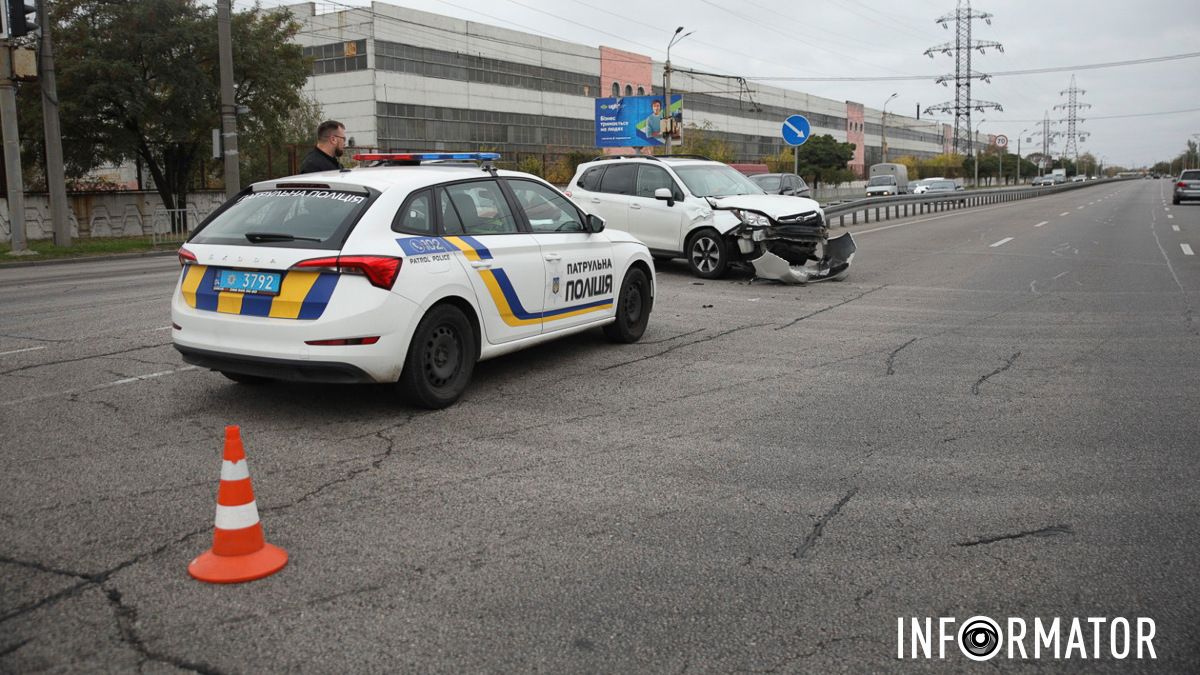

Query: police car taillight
[291,255,402,290]
[178,246,196,267]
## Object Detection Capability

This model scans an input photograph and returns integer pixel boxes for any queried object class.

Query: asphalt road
[2,178,1198,672]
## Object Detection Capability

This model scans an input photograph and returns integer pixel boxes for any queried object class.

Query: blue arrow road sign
[782,114,811,146]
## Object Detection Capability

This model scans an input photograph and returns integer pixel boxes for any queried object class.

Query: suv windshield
[673,165,766,197]
[868,176,897,186]
[191,187,374,248]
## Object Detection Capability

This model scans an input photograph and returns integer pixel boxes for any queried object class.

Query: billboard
[595,95,683,148]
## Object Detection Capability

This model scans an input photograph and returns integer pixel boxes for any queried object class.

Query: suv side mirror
[587,213,606,233]
[654,187,675,207]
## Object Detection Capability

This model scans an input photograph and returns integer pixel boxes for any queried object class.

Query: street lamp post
[973,118,986,188]
[663,26,693,156]
[1017,128,1030,185]
[881,92,898,164]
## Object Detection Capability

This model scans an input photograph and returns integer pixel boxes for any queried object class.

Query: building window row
[376,40,599,97]
[304,40,367,75]
[610,82,645,97]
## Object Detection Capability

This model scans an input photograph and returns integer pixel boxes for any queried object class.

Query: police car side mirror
[654,187,675,206]
[587,213,606,233]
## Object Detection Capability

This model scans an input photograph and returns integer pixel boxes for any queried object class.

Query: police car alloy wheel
[687,228,729,279]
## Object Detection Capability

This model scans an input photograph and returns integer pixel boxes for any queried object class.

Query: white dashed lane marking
[1035,221,1048,228]
[1173,225,1181,232]
[990,237,1015,248]
[1183,244,1195,256]
[1060,212,1071,217]
[0,346,47,357]
[1167,215,1174,219]
[1077,206,1085,210]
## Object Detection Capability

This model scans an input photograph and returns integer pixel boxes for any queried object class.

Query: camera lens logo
[958,616,1002,661]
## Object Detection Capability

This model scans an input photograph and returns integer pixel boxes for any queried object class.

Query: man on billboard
[645,99,663,141]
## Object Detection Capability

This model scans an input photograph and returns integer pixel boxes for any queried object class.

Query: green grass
[0,236,178,262]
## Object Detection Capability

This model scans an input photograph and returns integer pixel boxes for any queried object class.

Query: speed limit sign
[995,134,1009,148]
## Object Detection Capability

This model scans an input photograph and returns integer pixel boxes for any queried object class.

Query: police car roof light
[352,152,501,163]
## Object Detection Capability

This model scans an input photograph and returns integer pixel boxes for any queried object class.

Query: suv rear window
[1181,171,1200,181]
[191,187,374,248]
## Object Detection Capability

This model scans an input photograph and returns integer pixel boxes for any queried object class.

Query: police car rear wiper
[244,232,323,243]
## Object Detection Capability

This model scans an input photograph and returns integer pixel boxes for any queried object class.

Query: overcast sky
[259,0,1200,169]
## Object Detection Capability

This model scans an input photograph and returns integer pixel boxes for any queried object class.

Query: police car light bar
[352,152,501,162]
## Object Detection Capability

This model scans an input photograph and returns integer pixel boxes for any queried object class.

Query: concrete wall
[0,191,226,241]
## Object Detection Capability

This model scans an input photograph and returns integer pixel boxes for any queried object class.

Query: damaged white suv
[566,155,854,282]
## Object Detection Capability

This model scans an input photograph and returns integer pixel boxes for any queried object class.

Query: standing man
[299,120,346,173]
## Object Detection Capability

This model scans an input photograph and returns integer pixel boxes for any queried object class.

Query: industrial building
[287,1,964,177]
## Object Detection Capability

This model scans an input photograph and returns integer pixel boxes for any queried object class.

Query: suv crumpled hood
[706,194,823,218]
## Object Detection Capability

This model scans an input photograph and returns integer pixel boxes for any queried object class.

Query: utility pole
[217,0,239,198]
[1054,74,1090,173]
[1,44,30,254]
[39,0,70,246]
[923,0,1003,155]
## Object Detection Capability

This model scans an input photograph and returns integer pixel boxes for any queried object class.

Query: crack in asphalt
[103,586,225,675]
[0,343,170,377]
[0,526,209,625]
[639,327,707,345]
[885,337,919,376]
[972,351,1022,395]
[774,285,887,331]
[0,555,91,580]
[600,322,774,371]
[956,524,1073,547]
[0,638,31,659]
[792,488,858,560]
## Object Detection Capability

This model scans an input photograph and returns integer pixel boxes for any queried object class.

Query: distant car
[1032,176,1055,187]
[1052,174,1067,185]
[1070,175,1086,183]
[748,173,812,199]
[919,179,961,194]
[1174,170,1200,205]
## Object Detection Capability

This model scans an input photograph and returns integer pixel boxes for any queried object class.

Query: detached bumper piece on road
[749,232,857,284]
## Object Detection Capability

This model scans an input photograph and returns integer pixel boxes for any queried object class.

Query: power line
[744,51,1200,81]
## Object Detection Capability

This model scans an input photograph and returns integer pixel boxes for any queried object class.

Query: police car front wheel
[399,304,477,409]
[604,266,651,343]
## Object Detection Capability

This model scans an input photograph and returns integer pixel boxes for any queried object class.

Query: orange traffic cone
[188,426,288,583]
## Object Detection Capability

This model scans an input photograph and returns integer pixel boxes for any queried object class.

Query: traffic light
[6,0,38,39]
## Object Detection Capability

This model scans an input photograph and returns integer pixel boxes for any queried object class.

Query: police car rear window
[190,188,375,248]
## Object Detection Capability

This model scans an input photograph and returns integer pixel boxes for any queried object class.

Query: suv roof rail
[589,154,662,162]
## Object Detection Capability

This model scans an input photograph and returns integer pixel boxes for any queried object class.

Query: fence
[821,179,1126,228]
[0,190,225,244]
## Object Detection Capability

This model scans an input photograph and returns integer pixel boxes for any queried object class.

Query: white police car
[172,153,655,408]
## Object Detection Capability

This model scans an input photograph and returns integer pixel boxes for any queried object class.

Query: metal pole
[663,57,671,156]
[881,93,896,164]
[39,0,71,246]
[218,0,240,198]
[1,44,31,254]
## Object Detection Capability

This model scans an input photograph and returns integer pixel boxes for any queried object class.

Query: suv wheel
[399,304,477,409]
[686,228,729,279]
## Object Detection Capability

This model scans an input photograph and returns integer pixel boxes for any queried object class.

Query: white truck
[866,163,909,197]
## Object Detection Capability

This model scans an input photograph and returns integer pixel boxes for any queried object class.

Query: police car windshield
[674,165,766,197]
[191,188,373,249]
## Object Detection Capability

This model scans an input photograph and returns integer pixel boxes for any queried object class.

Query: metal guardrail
[821,179,1126,228]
